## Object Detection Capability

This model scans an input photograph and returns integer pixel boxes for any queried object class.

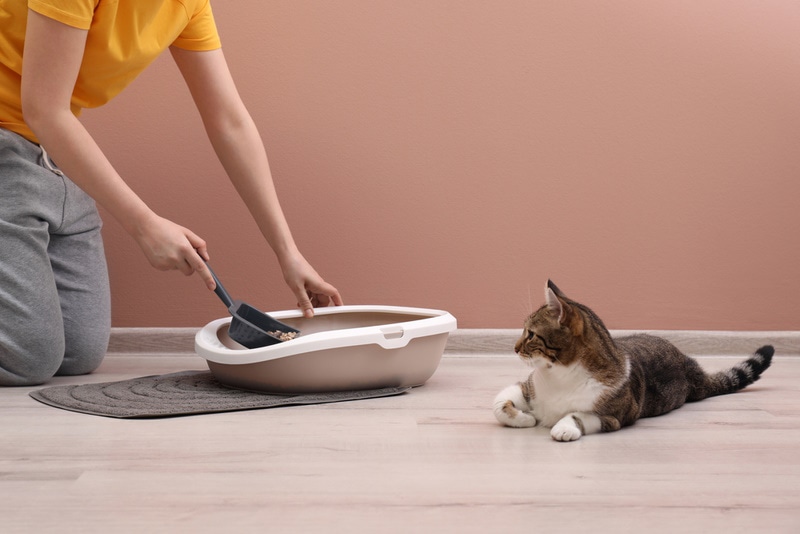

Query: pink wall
[81,1,800,330]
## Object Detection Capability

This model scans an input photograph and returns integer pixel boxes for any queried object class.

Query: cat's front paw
[493,386,537,428]
[495,400,537,428]
[551,417,583,442]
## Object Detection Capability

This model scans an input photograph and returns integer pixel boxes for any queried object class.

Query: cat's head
[514,280,609,369]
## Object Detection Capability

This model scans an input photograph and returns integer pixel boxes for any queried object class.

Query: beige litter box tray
[195,305,457,394]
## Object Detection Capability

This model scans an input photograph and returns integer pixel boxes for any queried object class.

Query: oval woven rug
[29,370,409,419]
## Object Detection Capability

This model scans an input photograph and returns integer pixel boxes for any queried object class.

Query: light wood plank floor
[1,351,798,533]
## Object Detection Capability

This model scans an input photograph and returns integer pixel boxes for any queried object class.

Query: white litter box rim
[195,304,457,365]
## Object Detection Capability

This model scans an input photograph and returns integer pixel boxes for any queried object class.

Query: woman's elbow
[21,93,70,137]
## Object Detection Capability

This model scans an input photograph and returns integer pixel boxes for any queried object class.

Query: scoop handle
[205,263,234,309]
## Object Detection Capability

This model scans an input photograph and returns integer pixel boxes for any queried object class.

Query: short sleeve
[172,0,221,51]
[27,0,99,30]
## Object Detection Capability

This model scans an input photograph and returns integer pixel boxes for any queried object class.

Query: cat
[494,280,774,441]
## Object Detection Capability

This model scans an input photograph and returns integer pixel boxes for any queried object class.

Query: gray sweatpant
[0,128,110,386]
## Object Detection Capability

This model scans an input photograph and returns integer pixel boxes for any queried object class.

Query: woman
[0,1,342,386]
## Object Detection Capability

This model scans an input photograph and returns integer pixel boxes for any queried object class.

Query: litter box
[195,305,457,394]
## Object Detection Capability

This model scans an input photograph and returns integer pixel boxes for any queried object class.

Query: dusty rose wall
[81,1,800,330]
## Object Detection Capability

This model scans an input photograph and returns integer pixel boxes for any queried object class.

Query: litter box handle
[376,326,411,349]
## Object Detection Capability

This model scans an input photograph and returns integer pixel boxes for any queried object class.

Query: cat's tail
[692,345,774,400]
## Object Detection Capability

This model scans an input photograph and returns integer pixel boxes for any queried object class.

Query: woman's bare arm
[21,10,215,288]
[170,46,342,315]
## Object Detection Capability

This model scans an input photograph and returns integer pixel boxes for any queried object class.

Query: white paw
[496,401,538,428]
[551,417,582,442]
[493,388,537,428]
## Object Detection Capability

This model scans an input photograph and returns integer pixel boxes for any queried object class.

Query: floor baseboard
[108,328,200,354]
[107,327,799,356]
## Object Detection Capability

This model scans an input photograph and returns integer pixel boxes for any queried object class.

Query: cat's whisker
[516,286,533,318]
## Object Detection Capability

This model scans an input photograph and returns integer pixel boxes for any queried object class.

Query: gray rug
[29,370,409,419]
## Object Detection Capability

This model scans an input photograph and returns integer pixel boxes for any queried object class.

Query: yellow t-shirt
[0,0,222,143]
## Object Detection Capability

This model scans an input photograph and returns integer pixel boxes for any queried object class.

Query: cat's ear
[545,281,568,323]
[546,279,565,298]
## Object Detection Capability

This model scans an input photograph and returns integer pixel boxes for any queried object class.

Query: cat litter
[195,305,457,394]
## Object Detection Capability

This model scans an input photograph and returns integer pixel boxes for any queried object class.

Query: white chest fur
[530,361,609,428]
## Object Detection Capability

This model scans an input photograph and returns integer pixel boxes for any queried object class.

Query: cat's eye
[526,330,535,341]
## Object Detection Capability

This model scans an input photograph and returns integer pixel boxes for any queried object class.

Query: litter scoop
[205,263,300,349]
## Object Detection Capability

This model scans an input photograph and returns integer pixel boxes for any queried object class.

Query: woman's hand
[132,211,216,290]
[280,251,343,318]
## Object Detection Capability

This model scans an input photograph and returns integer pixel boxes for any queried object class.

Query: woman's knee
[0,321,109,384]
[0,332,66,386]
[57,322,110,376]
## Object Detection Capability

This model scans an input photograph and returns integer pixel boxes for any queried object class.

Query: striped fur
[493,280,775,441]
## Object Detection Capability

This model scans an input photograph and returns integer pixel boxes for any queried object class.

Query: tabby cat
[494,280,774,441]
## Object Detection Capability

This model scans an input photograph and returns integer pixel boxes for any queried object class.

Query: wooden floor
[1,348,799,533]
